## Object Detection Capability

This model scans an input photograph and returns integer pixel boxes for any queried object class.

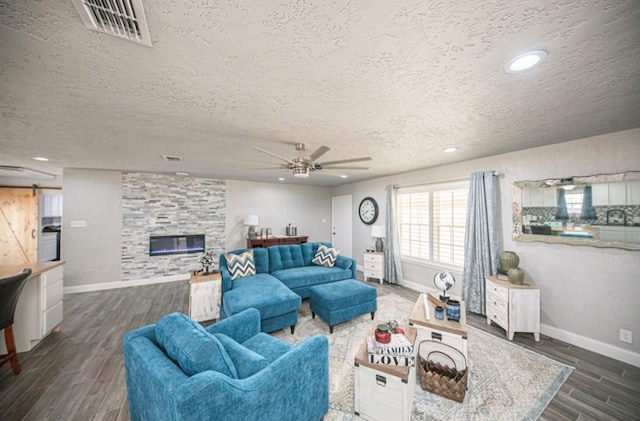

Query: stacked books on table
[366,334,415,367]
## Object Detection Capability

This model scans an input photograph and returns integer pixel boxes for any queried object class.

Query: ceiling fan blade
[254,147,296,164]
[307,146,330,162]
[320,165,369,170]
[318,156,372,166]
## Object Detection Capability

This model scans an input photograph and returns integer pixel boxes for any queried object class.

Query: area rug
[273,294,573,421]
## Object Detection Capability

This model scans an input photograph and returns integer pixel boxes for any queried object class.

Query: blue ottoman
[310,279,377,333]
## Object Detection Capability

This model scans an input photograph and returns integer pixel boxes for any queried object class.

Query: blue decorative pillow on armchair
[156,312,238,378]
[214,333,269,379]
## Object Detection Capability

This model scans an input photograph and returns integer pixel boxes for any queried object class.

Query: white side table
[189,272,222,322]
[363,251,385,284]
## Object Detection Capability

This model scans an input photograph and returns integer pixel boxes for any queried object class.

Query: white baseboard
[541,324,640,368]
[64,274,189,294]
[388,274,640,368]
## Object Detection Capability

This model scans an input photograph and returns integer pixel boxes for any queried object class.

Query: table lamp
[371,224,385,252]
[244,215,259,238]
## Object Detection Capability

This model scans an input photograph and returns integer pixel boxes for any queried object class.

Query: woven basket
[417,341,468,403]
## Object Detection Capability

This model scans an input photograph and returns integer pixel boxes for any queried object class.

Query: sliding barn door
[0,188,39,265]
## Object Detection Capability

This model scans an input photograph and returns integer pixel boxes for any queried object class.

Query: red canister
[375,324,391,343]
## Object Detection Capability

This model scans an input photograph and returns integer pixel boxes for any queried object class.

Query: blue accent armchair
[123,309,329,421]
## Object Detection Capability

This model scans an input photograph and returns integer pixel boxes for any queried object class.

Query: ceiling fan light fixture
[292,167,309,178]
[505,50,547,73]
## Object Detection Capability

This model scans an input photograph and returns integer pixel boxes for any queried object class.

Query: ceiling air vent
[71,0,152,47]
[162,155,183,163]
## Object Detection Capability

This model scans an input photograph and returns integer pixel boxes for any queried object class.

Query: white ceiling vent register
[71,0,152,47]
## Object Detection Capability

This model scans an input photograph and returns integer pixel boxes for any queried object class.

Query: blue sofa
[219,242,357,333]
[123,308,329,421]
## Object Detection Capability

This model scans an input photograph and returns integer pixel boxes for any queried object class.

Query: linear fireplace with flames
[149,234,205,256]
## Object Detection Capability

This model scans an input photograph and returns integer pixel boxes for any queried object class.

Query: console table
[247,235,308,248]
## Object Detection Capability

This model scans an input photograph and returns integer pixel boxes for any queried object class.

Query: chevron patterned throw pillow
[225,250,256,280]
[312,244,340,268]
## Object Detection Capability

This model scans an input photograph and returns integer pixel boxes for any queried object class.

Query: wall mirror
[512,171,640,250]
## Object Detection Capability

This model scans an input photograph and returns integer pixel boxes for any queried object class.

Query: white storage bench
[353,325,417,421]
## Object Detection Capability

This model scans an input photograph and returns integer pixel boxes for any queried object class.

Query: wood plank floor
[1,279,638,420]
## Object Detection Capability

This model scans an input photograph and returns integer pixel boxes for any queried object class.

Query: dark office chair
[0,268,32,375]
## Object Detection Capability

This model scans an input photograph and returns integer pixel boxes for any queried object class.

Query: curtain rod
[395,171,500,189]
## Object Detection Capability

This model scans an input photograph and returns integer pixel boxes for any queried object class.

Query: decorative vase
[507,268,525,285]
[500,251,520,271]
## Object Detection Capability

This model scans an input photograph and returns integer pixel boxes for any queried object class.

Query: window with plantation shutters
[398,181,468,268]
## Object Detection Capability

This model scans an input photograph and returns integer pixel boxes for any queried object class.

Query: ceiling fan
[252,143,372,178]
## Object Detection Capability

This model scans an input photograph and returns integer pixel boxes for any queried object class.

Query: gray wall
[61,172,332,286]
[62,169,122,287]
[225,180,332,250]
[331,128,640,356]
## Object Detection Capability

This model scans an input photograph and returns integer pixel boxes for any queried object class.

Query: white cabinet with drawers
[42,265,64,336]
[363,252,384,284]
[485,276,540,341]
[0,262,64,354]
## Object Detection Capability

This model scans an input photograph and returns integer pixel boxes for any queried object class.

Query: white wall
[62,168,122,287]
[225,180,332,250]
[331,128,640,362]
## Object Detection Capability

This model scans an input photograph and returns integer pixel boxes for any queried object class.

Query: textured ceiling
[1,0,639,186]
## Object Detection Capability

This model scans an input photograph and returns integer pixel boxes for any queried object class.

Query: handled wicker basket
[417,340,468,403]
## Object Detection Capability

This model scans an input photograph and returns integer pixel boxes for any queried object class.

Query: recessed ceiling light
[33,157,49,161]
[443,147,458,153]
[505,50,547,73]
[340,175,348,178]
[175,171,189,176]
[278,177,285,181]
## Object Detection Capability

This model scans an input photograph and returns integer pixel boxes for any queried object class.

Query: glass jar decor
[446,300,461,321]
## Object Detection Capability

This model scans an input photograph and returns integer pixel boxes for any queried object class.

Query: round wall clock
[358,197,379,225]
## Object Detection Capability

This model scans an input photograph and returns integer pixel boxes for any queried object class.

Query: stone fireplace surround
[121,172,226,281]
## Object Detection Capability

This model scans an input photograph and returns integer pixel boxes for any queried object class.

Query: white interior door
[331,195,352,257]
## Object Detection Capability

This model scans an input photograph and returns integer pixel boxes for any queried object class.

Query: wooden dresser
[485,275,540,341]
